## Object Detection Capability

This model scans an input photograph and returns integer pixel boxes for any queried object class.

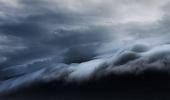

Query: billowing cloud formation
[0,0,170,94]
[1,44,170,94]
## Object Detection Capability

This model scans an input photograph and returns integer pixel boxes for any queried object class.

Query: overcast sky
[1,0,170,94]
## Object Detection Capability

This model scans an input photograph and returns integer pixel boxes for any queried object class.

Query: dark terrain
[1,70,170,100]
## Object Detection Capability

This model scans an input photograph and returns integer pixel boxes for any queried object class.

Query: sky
[1,0,170,96]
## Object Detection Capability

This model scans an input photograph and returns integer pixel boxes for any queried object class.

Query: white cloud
[68,59,105,81]
[0,0,20,7]
[47,0,169,24]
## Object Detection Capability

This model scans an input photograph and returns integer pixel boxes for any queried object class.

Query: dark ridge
[1,70,170,100]
[64,56,94,64]
[62,45,99,64]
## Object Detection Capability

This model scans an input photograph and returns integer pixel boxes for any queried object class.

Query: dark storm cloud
[1,44,170,94]
[0,0,113,72]
[1,0,170,94]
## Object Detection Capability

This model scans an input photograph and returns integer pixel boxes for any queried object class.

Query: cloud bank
[0,0,170,94]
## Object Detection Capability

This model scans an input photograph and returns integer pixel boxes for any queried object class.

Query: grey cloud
[1,44,170,94]
[1,0,170,95]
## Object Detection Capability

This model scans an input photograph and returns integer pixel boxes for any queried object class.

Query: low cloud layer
[0,0,170,94]
[1,44,170,94]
